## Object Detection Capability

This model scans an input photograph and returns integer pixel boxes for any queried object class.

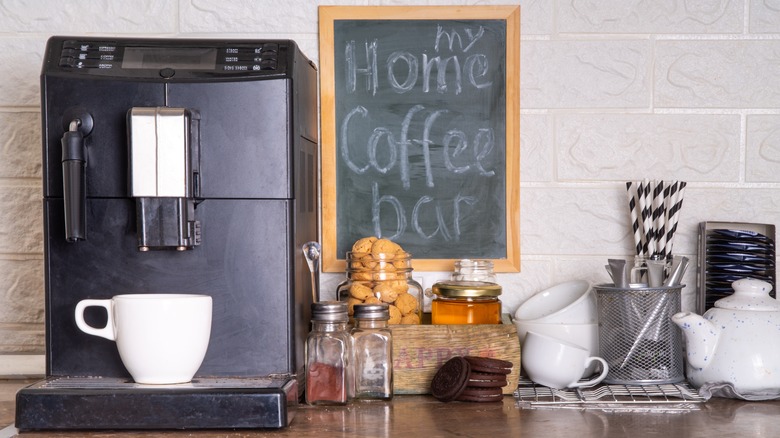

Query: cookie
[467,371,508,388]
[456,386,504,403]
[351,236,377,253]
[389,278,409,294]
[394,292,418,315]
[371,238,402,256]
[464,356,513,375]
[393,249,409,269]
[364,296,382,305]
[431,357,471,402]
[349,282,374,300]
[400,313,420,324]
[350,269,373,282]
[373,282,399,303]
[346,297,362,316]
[387,304,402,324]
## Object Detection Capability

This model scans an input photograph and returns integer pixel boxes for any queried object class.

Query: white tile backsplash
[1,0,779,366]
[655,40,780,109]
[521,40,653,109]
[557,0,744,34]
[556,114,741,181]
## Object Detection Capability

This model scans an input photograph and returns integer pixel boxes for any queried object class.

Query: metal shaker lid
[311,301,348,322]
[352,303,390,320]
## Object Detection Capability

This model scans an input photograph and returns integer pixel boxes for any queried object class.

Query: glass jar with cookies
[337,237,423,325]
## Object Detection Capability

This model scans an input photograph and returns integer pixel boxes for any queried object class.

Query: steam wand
[60,110,93,242]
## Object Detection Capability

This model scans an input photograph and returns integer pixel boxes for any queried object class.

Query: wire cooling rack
[514,378,706,412]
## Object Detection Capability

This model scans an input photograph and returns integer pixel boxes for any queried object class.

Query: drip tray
[15,376,298,431]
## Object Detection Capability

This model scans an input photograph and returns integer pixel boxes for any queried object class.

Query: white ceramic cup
[514,320,601,377]
[514,280,596,324]
[75,294,212,385]
[521,331,609,389]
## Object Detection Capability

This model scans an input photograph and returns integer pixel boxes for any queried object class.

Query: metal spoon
[302,241,321,303]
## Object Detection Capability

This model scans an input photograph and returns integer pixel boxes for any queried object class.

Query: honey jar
[431,281,502,324]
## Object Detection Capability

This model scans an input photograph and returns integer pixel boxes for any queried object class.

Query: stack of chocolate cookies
[430,356,513,403]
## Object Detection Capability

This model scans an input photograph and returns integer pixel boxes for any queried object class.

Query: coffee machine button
[259,59,277,70]
[62,40,80,50]
[59,57,76,68]
[159,68,176,78]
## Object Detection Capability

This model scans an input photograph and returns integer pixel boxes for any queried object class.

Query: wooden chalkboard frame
[319,5,520,272]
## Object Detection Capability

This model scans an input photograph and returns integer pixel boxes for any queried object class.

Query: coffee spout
[128,107,200,251]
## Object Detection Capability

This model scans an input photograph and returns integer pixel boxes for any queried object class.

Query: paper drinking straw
[657,181,669,258]
[626,182,643,256]
[644,180,656,256]
[638,180,652,257]
[665,181,686,255]
[652,180,666,257]
[664,181,680,257]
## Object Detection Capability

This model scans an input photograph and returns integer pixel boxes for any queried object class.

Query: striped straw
[625,179,687,259]
[637,179,652,255]
[652,180,667,258]
[665,181,687,256]
[626,182,643,256]
[664,181,680,256]
[644,180,655,257]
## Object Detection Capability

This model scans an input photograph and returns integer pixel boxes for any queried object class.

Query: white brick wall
[1,0,779,371]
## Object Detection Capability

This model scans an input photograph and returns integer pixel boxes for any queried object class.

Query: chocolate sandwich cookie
[456,386,504,403]
[431,356,471,402]
[464,356,513,375]
[467,371,508,388]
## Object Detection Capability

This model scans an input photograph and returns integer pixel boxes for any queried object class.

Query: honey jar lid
[432,281,502,298]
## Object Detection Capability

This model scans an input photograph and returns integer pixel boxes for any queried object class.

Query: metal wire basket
[594,284,685,385]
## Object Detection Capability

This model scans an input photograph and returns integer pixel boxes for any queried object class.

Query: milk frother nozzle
[61,110,93,243]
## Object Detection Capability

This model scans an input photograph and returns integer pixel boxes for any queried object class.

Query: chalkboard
[320,6,520,272]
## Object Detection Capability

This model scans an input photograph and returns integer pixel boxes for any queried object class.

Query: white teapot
[671,278,780,391]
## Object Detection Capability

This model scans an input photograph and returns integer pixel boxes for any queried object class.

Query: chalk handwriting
[338,22,503,244]
[372,182,478,242]
[339,104,496,188]
[344,24,492,95]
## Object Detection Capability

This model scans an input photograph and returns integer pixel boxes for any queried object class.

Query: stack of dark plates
[704,228,776,310]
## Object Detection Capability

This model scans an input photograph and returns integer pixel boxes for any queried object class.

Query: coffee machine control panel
[52,38,292,79]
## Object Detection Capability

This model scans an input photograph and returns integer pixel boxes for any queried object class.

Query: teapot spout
[671,312,720,370]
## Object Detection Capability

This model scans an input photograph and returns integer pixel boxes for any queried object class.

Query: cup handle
[569,357,609,388]
[74,299,115,341]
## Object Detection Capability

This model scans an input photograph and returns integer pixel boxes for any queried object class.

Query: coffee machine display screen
[122,47,217,70]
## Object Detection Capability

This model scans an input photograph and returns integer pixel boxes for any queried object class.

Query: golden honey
[431,281,502,325]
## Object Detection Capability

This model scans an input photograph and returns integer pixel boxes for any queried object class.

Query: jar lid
[311,301,348,322]
[353,303,390,320]
[432,281,502,298]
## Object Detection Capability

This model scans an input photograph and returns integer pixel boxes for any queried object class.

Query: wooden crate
[390,314,521,395]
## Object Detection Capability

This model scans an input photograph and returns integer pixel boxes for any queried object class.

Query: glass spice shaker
[305,301,352,405]
[351,303,393,400]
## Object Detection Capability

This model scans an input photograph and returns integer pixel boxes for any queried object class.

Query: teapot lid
[715,278,780,311]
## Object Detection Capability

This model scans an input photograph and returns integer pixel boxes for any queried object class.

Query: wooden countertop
[2,379,780,437]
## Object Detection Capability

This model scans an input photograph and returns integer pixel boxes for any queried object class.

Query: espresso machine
[15,37,318,430]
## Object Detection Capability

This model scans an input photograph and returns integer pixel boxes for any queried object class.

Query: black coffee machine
[15,37,318,430]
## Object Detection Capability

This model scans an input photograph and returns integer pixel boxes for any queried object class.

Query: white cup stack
[513,280,603,383]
